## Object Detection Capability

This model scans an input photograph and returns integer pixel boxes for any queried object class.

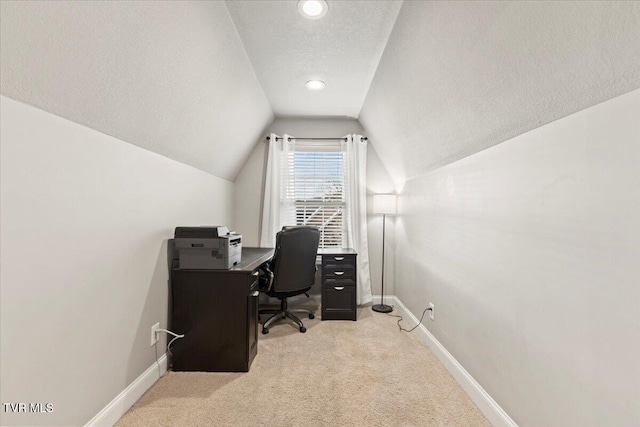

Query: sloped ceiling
[0,0,273,181]
[225,0,402,118]
[2,1,639,184]
[360,1,640,183]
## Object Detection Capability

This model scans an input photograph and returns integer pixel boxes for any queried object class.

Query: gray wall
[394,90,640,426]
[234,117,396,297]
[0,96,235,426]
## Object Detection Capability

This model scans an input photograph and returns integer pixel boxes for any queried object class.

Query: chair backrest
[270,226,320,293]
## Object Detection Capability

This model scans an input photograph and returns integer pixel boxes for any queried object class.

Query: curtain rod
[265,136,368,142]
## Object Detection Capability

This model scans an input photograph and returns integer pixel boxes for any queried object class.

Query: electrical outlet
[150,322,160,346]
[428,303,435,320]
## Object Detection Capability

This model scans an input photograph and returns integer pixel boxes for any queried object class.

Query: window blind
[282,150,346,248]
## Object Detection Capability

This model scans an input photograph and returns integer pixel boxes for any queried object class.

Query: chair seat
[260,285,312,299]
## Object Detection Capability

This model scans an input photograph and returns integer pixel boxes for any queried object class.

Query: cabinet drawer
[322,285,356,321]
[323,266,355,283]
[323,276,355,286]
[322,254,356,269]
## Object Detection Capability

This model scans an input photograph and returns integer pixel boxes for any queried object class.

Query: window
[282,149,346,248]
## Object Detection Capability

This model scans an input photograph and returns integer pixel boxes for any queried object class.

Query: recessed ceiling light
[298,0,328,19]
[305,80,325,90]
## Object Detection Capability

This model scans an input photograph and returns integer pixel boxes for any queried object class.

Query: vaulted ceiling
[359,1,640,182]
[225,0,402,117]
[2,1,639,183]
[0,1,273,181]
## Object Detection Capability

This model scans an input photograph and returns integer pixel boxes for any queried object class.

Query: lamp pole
[372,212,393,313]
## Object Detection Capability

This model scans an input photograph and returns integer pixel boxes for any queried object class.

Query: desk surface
[173,247,356,273]
[234,247,273,271]
[172,247,273,273]
[239,247,356,270]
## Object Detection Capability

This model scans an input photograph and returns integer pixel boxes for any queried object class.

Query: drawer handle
[334,256,344,261]
[251,291,259,297]
[334,271,345,276]
[334,286,345,291]
[251,270,259,277]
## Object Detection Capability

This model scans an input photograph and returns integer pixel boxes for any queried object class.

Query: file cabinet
[320,249,357,321]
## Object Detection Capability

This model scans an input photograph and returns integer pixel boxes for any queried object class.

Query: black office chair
[258,226,320,334]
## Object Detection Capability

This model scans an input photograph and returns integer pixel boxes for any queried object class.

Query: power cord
[386,306,432,333]
[155,328,185,357]
[152,327,185,375]
[153,336,162,379]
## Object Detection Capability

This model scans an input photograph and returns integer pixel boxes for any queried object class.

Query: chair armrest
[258,266,274,292]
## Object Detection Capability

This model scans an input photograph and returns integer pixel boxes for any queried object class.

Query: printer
[173,226,242,269]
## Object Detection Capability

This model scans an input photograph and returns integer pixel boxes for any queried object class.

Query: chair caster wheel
[300,326,306,333]
[262,328,269,335]
[309,313,315,319]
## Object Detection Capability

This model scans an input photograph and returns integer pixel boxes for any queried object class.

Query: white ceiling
[360,1,640,182]
[2,1,639,185]
[225,0,402,118]
[0,1,273,181]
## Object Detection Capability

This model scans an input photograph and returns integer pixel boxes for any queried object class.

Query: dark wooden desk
[170,247,273,372]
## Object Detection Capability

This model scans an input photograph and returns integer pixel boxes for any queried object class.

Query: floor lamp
[372,194,396,313]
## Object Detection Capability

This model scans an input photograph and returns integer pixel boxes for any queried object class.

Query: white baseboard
[85,354,167,427]
[375,295,517,427]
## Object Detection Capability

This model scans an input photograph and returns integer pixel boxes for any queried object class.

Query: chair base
[259,298,314,334]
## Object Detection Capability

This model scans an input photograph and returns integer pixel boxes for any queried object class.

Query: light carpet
[116,303,490,426]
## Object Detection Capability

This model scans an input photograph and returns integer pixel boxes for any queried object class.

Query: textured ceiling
[2,1,639,185]
[225,0,402,118]
[0,0,273,181]
[360,1,640,183]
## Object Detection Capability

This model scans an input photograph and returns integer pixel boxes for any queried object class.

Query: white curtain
[342,134,373,305]
[259,134,295,247]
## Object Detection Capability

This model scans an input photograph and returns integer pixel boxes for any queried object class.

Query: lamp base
[372,304,393,313]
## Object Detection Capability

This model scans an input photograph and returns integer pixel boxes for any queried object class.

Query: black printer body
[173,226,242,269]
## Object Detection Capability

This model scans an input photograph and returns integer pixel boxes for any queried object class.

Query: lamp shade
[373,194,396,215]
